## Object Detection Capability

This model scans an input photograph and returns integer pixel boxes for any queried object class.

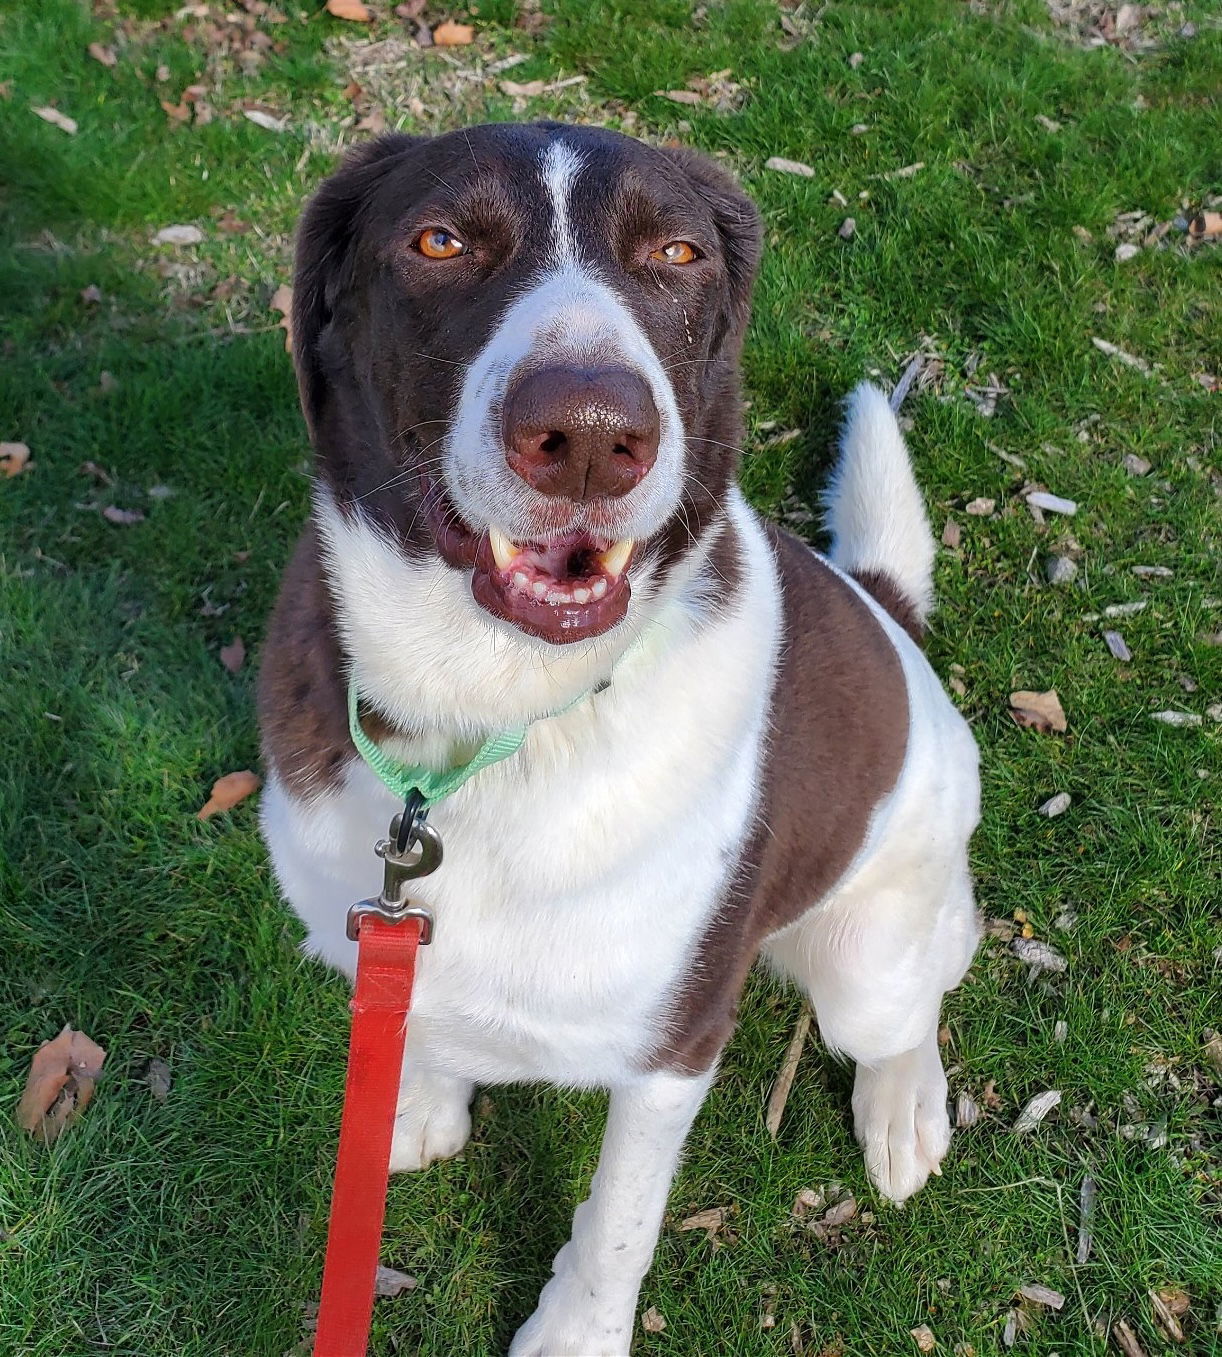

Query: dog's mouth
[423,478,635,644]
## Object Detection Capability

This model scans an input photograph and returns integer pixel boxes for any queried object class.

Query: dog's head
[294,122,761,647]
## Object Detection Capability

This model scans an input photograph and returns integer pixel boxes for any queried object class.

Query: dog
[257,121,981,1355]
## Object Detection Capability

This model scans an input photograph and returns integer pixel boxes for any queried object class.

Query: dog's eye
[650,241,700,265]
[416,228,468,260]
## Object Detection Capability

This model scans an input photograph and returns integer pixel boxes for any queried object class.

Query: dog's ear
[661,147,763,355]
[292,134,425,437]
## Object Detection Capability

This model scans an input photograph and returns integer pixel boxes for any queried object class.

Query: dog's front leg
[510,1068,713,1357]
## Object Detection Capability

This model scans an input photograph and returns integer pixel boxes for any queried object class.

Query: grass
[1,0,1219,1353]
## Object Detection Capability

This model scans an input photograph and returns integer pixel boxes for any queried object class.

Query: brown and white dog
[258,121,980,1355]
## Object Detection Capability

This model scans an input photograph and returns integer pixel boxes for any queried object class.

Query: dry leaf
[17,1026,107,1144]
[500,78,546,97]
[1035,113,1062,132]
[1148,1289,1185,1343]
[197,769,261,820]
[244,108,287,132]
[1103,630,1131,661]
[911,1325,937,1352]
[153,224,203,246]
[1011,939,1067,974]
[1115,242,1140,263]
[881,161,925,180]
[270,283,293,352]
[1038,792,1071,817]
[641,1306,667,1334]
[88,41,117,67]
[837,217,856,240]
[32,104,78,134]
[2,442,32,477]
[1112,1319,1147,1357]
[433,19,475,44]
[678,1204,737,1246]
[1025,490,1077,515]
[1018,1283,1065,1310]
[955,1093,979,1127]
[765,156,815,177]
[80,283,103,304]
[102,505,145,525]
[326,0,373,20]
[1046,555,1077,586]
[144,1057,172,1103]
[941,518,961,548]
[656,88,703,105]
[374,1265,417,1297]
[1203,1032,1222,1077]
[162,99,191,123]
[1012,1089,1062,1132]
[1009,689,1067,734]
[1149,710,1201,727]
[220,637,246,673]
[766,1005,811,1138]
[80,460,112,485]
[964,497,994,516]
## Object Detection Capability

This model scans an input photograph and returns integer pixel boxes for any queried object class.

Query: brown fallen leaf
[1148,1288,1185,1343]
[374,1265,417,1297]
[433,19,475,44]
[144,1056,172,1103]
[911,1325,937,1352]
[79,460,112,485]
[197,769,261,820]
[500,78,547,97]
[766,1004,811,1138]
[1203,1031,1222,1078]
[161,98,191,123]
[17,1025,107,1144]
[1017,1283,1065,1310]
[80,283,103,304]
[32,104,78,134]
[1009,689,1067,734]
[678,1204,738,1247]
[964,497,994,516]
[1112,1318,1147,1357]
[2,441,32,477]
[269,283,294,352]
[641,1306,666,1334]
[102,505,145,525]
[656,88,703,105]
[941,518,961,548]
[220,637,246,673]
[88,41,117,67]
[1012,1088,1062,1132]
[326,0,373,20]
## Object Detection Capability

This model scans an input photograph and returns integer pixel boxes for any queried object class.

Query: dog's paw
[388,1079,472,1173]
[852,1042,951,1205]
[508,1273,636,1357]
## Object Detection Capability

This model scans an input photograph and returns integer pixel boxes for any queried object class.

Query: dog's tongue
[471,529,635,644]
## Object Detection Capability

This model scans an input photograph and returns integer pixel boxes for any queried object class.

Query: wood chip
[1148,1289,1185,1344]
[32,104,78,134]
[641,1306,666,1333]
[197,769,261,820]
[941,518,961,548]
[372,1264,416,1297]
[765,156,815,177]
[910,1325,937,1352]
[433,19,475,45]
[1017,1283,1065,1310]
[837,216,856,239]
[2,441,32,477]
[1149,710,1201,727]
[766,1005,811,1139]
[964,497,994,516]
[1011,939,1067,975]
[1115,242,1141,263]
[1104,600,1147,617]
[1009,689,1067,734]
[1046,555,1077,585]
[1122,453,1151,475]
[220,637,246,674]
[1076,1174,1096,1263]
[880,161,925,180]
[1091,336,1152,376]
[1204,1031,1222,1077]
[1035,114,1062,132]
[243,108,287,132]
[325,0,373,20]
[1038,791,1071,817]
[1112,1318,1147,1357]
[501,78,546,97]
[656,88,703,105]
[1012,1088,1062,1132]
[102,505,145,525]
[153,224,203,246]
[88,41,118,66]
[144,1057,172,1103]
[1102,630,1131,661]
[17,1026,107,1144]
[1130,564,1170,577]
[1026,490,1077,515]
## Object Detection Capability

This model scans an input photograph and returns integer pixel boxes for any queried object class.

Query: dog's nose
[502,365,660,501]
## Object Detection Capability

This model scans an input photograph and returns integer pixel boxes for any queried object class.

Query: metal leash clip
[346,792,442,942]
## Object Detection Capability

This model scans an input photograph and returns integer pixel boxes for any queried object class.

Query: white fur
[263,158,981,1348]
[824,381,937,622]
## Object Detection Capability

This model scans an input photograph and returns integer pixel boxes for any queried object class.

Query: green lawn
[1,0,1219,1353]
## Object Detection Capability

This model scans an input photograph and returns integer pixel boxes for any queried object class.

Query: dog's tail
[823,381,935,643]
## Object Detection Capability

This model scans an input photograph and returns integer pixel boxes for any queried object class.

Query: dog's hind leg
[764,856,978,1204]
[510,1068,713,1357]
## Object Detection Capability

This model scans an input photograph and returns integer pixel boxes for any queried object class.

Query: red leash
[313,809,440,1357]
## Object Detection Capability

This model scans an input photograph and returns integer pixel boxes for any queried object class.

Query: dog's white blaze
[541,139,584,268]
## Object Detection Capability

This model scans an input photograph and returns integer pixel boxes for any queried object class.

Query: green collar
[347,676,603,809]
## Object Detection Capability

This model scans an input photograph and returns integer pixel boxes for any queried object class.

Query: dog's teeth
[489,526,517,571]
[598,538,634,578]
[545,589,569,606]
[591,577,608,600]
[512,570,529,589]
[533,580,548,599]
[573,587,591,605]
